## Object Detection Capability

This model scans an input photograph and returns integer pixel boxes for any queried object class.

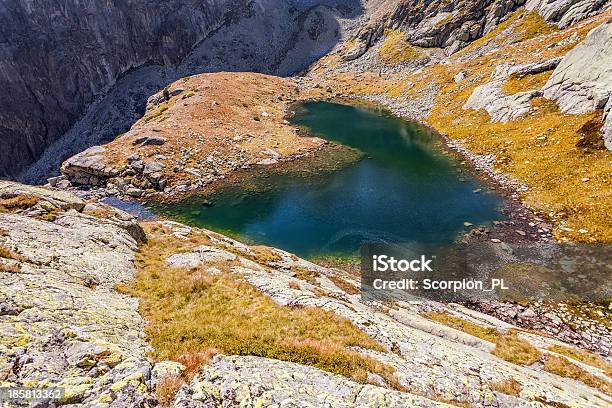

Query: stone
[131,160,145,173]
[143,161,165,176]
[165,245,237,268]
[126,187,145,197]
[0,180,85,211]
[47,175,67,187]
[526,0,611,28]
[174,355,452,407]
[464,58,562,122]
[0,199,153,406]
[542,22,612,149]
[132,135,168,146]
[60,145,120,185]
[453,72,466,83]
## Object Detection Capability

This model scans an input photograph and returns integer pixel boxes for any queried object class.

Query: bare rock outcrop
[464,58,562,122]
[173,355,453,407]
[343,0,527,59]
[542,21,612,149]
[526,0,612,28]
[0,183,152,406]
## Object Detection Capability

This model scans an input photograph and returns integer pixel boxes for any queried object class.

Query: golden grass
[501,70,553,95]
[490,378,522,396]
[544,355,612,395]
[0,243,28,273]
[246,245,282,264]
[426,312,499,343]
[328,275,360,295]
[379,30,425,64]
[293,266,320,285]
[513,11,558,42]
[0,244,27,262]
[0,228,8,237]
[548,345,612,376]
[426,313,542,365]
[0,195,39,213]
[0,261,21,273]
[83,206,117,220]
[126,225,403,388]
[492,332,542,365]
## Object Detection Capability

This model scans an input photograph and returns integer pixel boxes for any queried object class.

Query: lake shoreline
[96,98,555,250]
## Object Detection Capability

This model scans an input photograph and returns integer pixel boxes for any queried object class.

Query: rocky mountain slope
[0,0,361,181]
[305,5,612,242]
[1,182,610,407]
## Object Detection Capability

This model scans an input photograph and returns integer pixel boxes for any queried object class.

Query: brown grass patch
[490,378,522,396]
[426,312,499,343]
[155,375,183,407]
[544,355,612,395]
[293,266,320,285]
[0,244,28,263]
[0,261,21,273]
[175,349,219,380]
[0,195,39,213]
[548,345,612,377]
[492,332,542,365]
[125,225,402,388]
[247,246,282,265]
[426,313,542,366]
[0,228,8,237]
[328,275,360,295]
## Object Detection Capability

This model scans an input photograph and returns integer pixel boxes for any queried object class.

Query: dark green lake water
[151,102,505,258]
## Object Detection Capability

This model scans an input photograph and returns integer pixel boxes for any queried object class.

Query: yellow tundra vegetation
[544,355,612,395]
[379,30,425,64]
[426,312,612,394]
[426,312,542,365]
[548,345,612,376]
[123,223,404,397]
[422,10,612,243]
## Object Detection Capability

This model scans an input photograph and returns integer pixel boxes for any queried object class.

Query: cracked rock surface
[173,355,453,408]
[543,21,612,149]
[0,184,153,406]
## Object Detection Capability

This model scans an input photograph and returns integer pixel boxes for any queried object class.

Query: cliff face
[0,0,359,181]
[0,0,234,179]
